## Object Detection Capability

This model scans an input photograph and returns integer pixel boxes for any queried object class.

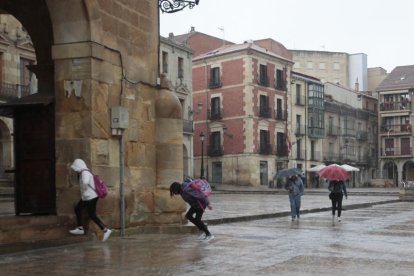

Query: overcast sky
[160,0,414,72]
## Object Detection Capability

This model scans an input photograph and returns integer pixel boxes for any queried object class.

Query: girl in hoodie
[69,159,112,241]
[170,181,214,241]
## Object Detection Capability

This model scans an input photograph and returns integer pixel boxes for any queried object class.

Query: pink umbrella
[318,164,350,181]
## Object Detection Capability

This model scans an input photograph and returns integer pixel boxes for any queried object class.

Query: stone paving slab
[1,201,414,275]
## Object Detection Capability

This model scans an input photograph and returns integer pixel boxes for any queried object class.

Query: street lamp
[159,0,200,13]
[199,131,205,178]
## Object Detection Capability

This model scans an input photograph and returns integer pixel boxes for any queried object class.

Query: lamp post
[200,132,205,178]
[159,0,200,13]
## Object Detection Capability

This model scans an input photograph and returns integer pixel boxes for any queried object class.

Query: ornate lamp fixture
[159,0,200,13]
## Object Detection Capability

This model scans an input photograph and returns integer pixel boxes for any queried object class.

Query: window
[275,98,285,120]
[209,131,223,156]
[209,67,221,88]
[178,57,184,78]
[20,58,33,97]
[307,62,313,69]
[276,69,285,90]
[259,64,268,86]
[20,58,33,86]
[295,84,302,105]
[259,95,270,118]
[294,62,301,69]
[162,51,168,74]
[296,139,302,159]
[209,97,222,120]
[259,130,270,154]
[276,132,286,156]
[296,115,302,135]
[333,62,340,70]
[319,62,325,69]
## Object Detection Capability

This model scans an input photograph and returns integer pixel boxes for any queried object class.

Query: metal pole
[201,139,204,178]
[119,130,125,237]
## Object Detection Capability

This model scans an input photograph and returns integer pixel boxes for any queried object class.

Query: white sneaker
[69,227,85,235]
[102,229,112,241]
[204,234,215,242]
[198,233,207,240]
[338,217,341,222]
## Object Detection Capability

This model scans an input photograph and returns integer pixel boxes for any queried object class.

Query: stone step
[0,186,14,198]
[0,215,95,249]
[0,178,13,187]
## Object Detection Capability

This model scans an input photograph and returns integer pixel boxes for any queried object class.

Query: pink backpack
[82,169,108,198]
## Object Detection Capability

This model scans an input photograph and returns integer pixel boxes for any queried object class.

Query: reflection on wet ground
[1,201,414,275]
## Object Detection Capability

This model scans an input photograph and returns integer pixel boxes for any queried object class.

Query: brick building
[189,39,293,186]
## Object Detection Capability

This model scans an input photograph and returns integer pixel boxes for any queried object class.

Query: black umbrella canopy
[275,167,303,179]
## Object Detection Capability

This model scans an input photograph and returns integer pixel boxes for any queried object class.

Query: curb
[204,199,401,225]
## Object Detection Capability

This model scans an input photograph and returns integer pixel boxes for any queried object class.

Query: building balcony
[0,82,30,100]
[259,143,273,155]
[295,125,306,136]
[258,77,268,87]
[380,147,413,157]
[182,119,193,133]
[275,109,288,121]
[356,131,368,141]
[380,101,411,111]
[208,145,224,157]
[323,153,340,163]
[276,146,288,157]
[295,95,306,106]
[295,150,305,160]
[209,80,222,89]
[259,106,272,118]
[208,108,223,120]
[310,151,322,161]
[326,125,340,136]
[341,128,356,137]
[380,124,412,135]
[308,127,324,139]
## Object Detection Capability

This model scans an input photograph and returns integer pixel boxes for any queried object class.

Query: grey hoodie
[71,159,97,201]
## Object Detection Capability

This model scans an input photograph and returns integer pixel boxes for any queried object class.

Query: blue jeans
[289,194,301,219]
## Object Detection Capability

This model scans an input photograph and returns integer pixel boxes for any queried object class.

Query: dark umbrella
[318,164,350,181]
[274,167,303,179]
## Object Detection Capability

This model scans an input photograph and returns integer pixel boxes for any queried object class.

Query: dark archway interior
[0,0,56,215]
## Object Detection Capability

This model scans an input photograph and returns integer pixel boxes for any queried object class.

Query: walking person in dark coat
[170,181,214,241]
[328,180,348,222]
[285,175,304,221]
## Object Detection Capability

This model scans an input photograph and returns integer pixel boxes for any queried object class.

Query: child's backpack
[91,174,108,198]
[183,178,212,197]
[82,169,108,198]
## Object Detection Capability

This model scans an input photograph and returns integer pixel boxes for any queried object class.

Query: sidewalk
[203,185,400,224]
[0,187,411,276]
[0,186,401,254]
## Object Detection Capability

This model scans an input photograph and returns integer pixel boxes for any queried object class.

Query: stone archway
[0,1,56,215]
[383,161,398,186]
[402,161,414,182]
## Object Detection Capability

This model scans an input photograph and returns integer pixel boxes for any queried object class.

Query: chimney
[354,77,359,92]
[168,32,174,39]
[190,26,195,32]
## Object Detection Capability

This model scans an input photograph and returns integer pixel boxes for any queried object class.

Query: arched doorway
[0,1,55,215]
[383,161,398,186]
[402,161,414,182]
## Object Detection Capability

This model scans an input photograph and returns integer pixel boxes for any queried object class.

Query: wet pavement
[1,187,414,275]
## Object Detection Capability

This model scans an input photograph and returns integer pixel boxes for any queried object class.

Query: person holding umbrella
[284,174,304,221]
[318,164,350,222]
[328,180,348,222]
